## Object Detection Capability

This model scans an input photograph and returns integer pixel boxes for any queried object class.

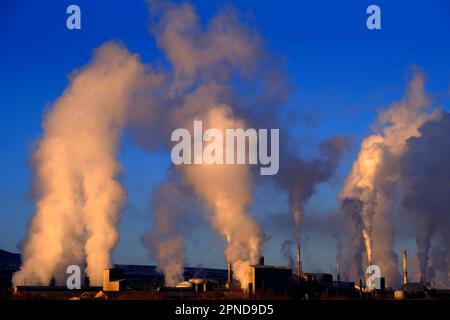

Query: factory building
[116,264,164,289]
[248,258,292,296]
[103,268,127,292]
[0,249,20,290]
[302,273,333,284]
[110,265,228,290]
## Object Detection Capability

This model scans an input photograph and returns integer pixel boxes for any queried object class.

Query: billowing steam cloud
[136,0,274,288]
[179,106,264,288]
[16,0,355,288]
[13,43,147,286]
[400,111,450,282]
[340,71,440,286]
[138,1,349,287]
[141,177,191,286]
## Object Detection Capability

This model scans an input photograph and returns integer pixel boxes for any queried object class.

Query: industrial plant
[2,245,450,301]
[1,1,449,315]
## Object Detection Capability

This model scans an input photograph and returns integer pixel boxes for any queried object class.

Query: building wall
[103,269,127,292]
[248,266,292,296]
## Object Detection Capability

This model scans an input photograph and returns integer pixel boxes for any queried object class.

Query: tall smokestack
[227,261,232,288]
[297,243,302,276]
[336,262,340,283]
[403,249,408,285]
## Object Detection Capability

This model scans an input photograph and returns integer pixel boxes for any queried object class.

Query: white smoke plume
[400,110,450,282]
[178,106,264,288]
[147,0,262,94]
[141,176,198,286]
[340,71,440,286]
[136,1,267,288]
[136,1,350,286]
[15,0,355,289]
[13,43,147,286]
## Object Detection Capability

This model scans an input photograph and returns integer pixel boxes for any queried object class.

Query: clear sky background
[0,0,449,275]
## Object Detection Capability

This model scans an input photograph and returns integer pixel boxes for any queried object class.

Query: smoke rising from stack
[15,0,363,288]
[400,111,450,282]
[137,1,268,288]
[179,107,264,288]
[13,43,147,285]
[281,240,295,272]
[279,137,351,244]
[340,71,441,286]
[276,136,350,279]
[141,178,192,286]
[139,1,350,286]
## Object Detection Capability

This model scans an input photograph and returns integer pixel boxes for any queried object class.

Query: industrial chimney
[227,261,232,288]
[297,243,302,277]
[336,262,340,283]
[259,256,264,266]
[402,249,408,285]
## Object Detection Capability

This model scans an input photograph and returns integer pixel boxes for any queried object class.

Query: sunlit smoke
[136,1,267,287]
[340,71,439,286]
[141,178,191,286]
[13,43,146,286]
[400,110,450,282]
[179,106,264,288]
[362,230,372,264]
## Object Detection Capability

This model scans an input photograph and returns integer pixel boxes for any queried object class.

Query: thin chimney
[227,261,232,288]
[402,249,408,285]
[297,243,302,276]
[336,261,340,283]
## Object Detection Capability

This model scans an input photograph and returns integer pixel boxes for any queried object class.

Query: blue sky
[0,0,449,273]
